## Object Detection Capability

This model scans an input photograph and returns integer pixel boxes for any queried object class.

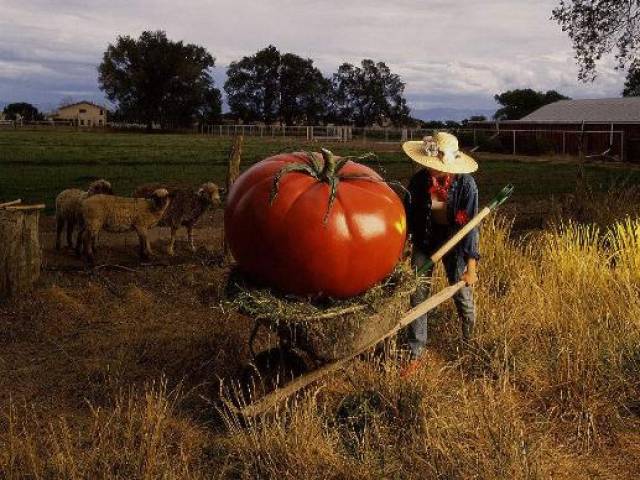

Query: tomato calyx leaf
[303,151,322,173]
[269,163,318,205]
[338,173,412,200]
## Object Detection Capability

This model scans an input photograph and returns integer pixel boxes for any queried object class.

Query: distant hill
[412,107,496,122]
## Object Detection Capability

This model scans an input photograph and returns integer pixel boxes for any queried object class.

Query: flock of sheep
[55,179,221,264]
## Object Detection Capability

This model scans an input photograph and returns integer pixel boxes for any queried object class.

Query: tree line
[93,31,579,128]
[97,31,409,129]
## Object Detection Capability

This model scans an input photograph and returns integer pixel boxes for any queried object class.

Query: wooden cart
[234,185,513,417]
[238,280,465,417]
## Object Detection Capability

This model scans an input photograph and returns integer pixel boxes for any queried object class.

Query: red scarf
[429,174,453,202]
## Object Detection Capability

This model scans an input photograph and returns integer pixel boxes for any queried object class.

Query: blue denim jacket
[404,169,480,261]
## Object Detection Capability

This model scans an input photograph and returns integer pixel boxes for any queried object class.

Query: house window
[79,109,87,113]
[99,109,104,115]
[98,119,103,126]
[80,119,85,125]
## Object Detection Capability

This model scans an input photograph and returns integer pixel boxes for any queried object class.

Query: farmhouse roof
[58,101,108,111]
[520,98,640,123]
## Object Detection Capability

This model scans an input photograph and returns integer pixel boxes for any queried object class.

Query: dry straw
[226,263,421,361]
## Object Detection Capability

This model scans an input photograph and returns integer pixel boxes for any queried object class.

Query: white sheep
[132,182,221,255]
[55,179,113,250]
[80,189,171,264]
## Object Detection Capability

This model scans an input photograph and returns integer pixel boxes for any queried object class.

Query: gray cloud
[0,0,627,118]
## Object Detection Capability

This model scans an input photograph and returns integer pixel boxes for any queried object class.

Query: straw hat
[402,132,478,174]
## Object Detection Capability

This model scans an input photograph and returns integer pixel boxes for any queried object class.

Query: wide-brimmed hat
[402,132,478,174]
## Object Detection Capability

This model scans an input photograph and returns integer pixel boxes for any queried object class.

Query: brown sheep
[55,179,113,250]
[132,182,221,256]
[80,189,171,264]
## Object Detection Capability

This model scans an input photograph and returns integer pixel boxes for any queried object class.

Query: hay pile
[227,262,422,361]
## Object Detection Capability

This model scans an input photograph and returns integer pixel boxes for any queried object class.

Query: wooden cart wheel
[240,348,309,403]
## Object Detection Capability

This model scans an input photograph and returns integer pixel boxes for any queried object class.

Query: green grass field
[2,129,640,214]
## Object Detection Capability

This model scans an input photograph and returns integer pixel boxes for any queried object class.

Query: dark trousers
[407,242,476,358]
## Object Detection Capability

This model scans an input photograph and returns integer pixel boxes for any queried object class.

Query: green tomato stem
[320,148,338,181]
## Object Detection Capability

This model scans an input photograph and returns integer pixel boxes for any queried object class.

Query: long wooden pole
[419,184,514,273]
[5,204,45,211]
[429,206,492,265]
[0,199,21,209]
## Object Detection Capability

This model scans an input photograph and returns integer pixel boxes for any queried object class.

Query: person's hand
[462,269,478,286]
[462,258,478,286]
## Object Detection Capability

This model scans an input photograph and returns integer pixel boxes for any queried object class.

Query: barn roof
[521,98,640,123]
[58,101,107,111]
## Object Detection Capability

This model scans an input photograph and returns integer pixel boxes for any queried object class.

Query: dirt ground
[0,192,588,426]
[40,209,224,270]
[0,208,271,424]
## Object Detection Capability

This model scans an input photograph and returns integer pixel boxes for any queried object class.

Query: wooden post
[223,135,243,263]
[0,203,45,299]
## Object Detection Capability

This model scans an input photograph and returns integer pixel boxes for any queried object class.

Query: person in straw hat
[401,131,479,376]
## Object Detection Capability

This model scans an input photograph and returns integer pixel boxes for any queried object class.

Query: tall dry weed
[476,217,640,449]
[0,380,211,479]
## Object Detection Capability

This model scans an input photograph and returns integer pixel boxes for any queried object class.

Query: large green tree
[553,1,640,80]
[98,30,221,129]
[623,62,640,96]
[331,60,410,127]
[3,102,43,122]
[280,53,332,125]
[224,45,282,124]
[494,89,570,120]
[224,45,331,124]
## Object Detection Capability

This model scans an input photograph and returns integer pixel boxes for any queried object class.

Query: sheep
[80,189,171,264]
[55,179,113,250]
[132,182,221,256]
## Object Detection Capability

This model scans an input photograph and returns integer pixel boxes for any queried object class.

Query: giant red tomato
[224,149,407,298]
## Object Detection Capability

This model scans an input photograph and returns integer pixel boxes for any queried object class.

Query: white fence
[200,124,626,160]
[199,124,468,143]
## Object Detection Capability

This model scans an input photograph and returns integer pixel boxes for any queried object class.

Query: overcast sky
[0,0,627,119]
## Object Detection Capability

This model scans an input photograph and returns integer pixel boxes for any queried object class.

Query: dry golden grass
[2,190,640,478]
[2,381,213,479]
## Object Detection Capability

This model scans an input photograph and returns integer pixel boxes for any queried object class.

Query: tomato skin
[224,152,407,298]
